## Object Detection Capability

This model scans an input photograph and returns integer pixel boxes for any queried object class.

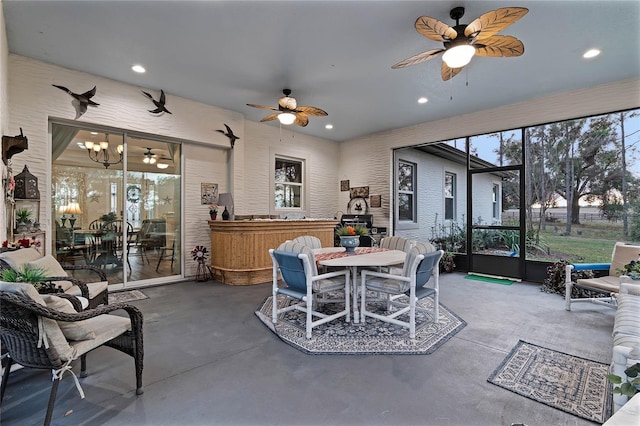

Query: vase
[222,206,230,220]
[210,213,217,220]
[339,235,360,254]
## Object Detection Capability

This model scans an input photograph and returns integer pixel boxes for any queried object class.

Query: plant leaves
[607,374,623,384]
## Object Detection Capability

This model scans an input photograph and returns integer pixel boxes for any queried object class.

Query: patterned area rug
[488,340,612,423]
[109,289,148,304]
[255,294,466,355]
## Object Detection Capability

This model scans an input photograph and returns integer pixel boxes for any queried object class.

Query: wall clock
[126,185,141,203]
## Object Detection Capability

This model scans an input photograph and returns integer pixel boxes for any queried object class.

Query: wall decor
[51,84,99,119]
[349,186,369,199]
[201,183,219,204]
[216,124,240,148]
[141,89,172,114]
[370,194,381,208]
[2,128,28,165]
[340,180,350,191]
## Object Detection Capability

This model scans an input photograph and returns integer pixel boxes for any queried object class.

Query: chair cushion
[0,247,43,270]
[403,242,436,277]
[0,281,74,361]
[576,275,620,293]
[277,241,318,276]
[292,236,322,249]
[380,236,413,252]
[365,276,410,294]
[26,255,74,291]
[312,277,346,293]
[69,314,132,357]
[65,281,108,299]
[41,295,96,341]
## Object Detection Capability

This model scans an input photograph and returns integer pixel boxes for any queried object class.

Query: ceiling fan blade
[295,106,328,117]
[441,62,464,81]
[464,7,528,40]
[392,49,444,69]
[260,113,280,122]
[293,113,309,127]
[247,103,280,111]
[474,35,524,57]
[415,16,457,42]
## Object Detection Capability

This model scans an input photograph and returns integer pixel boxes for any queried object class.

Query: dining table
[313,247,406,323]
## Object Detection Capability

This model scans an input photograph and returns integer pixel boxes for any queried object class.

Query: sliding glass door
[51,121,182,287]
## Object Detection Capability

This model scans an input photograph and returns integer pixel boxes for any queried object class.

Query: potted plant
[607,362,640,398]
[617,260,640,280]
[209,205,218,220]
[336,225,368,253]
[0,264,59,293]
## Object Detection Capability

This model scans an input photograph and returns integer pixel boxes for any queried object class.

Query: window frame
[444,171,456,220]
[397,159,416,223]
[274,155,304,211]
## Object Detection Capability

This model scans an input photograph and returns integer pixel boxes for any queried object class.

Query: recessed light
[90,131,98,135]
[583,49,600,59]
[325,124,333,129]
[157,163,169,169]
[132,64,146,73]
[418,97,428,104]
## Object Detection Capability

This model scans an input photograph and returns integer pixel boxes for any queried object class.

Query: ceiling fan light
[442,45,475,68]
[278,112,296,125]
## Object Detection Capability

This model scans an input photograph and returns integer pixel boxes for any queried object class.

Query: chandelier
[83,133,123,169]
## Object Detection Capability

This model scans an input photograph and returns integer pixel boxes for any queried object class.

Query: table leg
[351,266,360,323]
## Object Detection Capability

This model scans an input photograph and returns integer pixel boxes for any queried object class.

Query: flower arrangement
[209,204,219,215]
[335,225,368,236]
[191,245,208,262]
[2,237,41,249]
[617,259,640,280]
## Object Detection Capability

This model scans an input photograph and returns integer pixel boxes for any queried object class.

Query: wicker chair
[0,283,143,426]
[0,247,109,308]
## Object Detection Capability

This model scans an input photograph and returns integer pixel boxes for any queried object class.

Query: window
[398,160,416,221]
[444,172,456,220]
[274,156,303,209]
[492,184,500,220]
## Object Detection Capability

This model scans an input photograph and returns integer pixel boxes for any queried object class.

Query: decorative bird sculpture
[216,124,240,148]
[52,84,100,119]
[141,89,172,114]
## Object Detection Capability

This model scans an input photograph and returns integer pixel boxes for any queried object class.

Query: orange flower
[346,226,355,235]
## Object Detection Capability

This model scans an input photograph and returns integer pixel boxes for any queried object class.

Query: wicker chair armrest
[61,264,108,281]
[43,276,90,299]
[54,293,84,312]
[1,291,142,326]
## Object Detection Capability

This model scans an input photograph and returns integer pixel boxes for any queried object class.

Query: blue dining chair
[270,241,350,339]
[360,243,443,339]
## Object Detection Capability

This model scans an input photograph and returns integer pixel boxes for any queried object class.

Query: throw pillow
[41,294,96,341]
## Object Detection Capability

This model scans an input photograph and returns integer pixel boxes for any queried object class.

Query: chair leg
[155,248,165,272]
[0,356,13,404]
[44,375,61,426]
[80,354,87,378]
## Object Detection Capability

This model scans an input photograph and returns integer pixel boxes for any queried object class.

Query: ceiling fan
[247,89,327,127]
[392,6,528,81]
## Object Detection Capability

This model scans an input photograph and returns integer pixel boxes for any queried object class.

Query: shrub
[541,260,594,296]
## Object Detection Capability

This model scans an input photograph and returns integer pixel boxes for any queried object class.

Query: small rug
[255,295,466,355]
[488,340,611,423]
[465,274,516,285]
[109,289,148,304]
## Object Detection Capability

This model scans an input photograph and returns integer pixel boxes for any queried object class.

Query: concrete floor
[0,273,615,426]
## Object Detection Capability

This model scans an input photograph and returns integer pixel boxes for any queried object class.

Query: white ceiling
[3,1,639,142]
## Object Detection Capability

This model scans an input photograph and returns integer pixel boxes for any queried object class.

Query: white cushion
[65,281,108,299]
[0,247,42,270]
[0,281,74,361]
[41,294,96,341]
[70,315,131,357]
[26,255,73,291]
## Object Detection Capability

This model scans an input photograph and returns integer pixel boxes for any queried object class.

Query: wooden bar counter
[208,219,338,285]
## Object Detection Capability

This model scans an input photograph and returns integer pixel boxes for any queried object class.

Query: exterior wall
[393,147,497,243]
[5,54,340,278]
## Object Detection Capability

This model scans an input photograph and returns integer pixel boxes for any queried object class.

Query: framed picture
[340,180,350,191]
[201,183,219,204]
[349,186,369,199]
[370,195,381,208]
